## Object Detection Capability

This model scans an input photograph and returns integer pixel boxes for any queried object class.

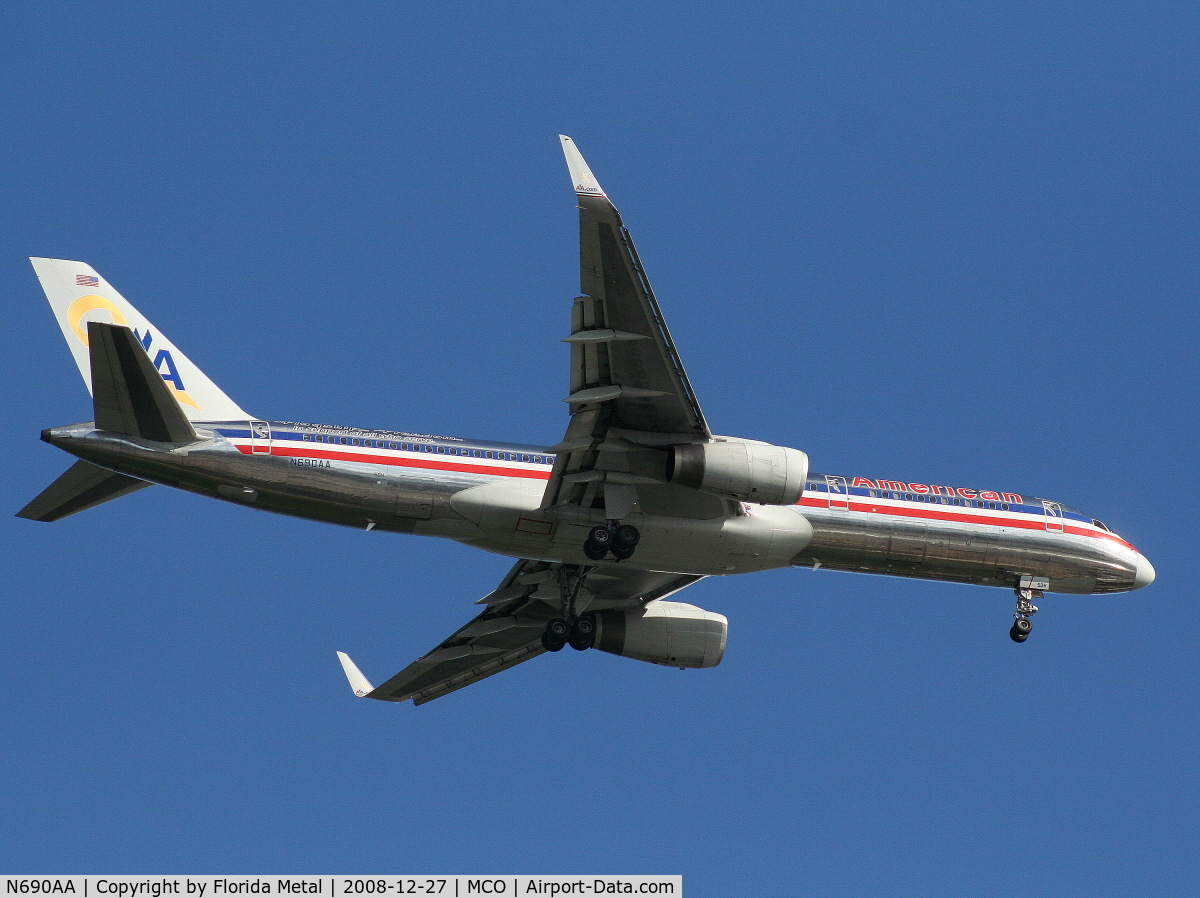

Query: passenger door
[249,420,272,455]
[1042,500,1064,533]
[825,475,850,510]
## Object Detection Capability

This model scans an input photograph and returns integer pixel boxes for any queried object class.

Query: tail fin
[16,460,151,522]
[89,321,200,444]
[30,258,251,422]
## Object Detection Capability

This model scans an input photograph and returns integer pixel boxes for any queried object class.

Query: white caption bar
[0,877,681,898]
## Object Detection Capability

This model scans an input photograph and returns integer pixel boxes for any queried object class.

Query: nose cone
[1133,553,1156,589]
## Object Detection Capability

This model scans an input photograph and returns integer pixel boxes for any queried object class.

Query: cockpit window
[1092,519,1110,532]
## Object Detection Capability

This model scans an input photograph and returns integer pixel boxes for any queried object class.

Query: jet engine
[593,601,727,668]
[667,440,809,505]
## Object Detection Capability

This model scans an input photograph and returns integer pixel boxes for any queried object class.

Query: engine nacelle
[667,440,809,506]
[594,601,727,669]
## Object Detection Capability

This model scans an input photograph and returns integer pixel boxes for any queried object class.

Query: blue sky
[2,2,1198,894]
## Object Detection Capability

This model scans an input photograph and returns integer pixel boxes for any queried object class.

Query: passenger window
[340,437,348,445]
[485,451,493,458]
[521,454,530,462]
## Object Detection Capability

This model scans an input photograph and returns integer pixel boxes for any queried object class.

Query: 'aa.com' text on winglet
[336,651,374,698]
[559,135,606,199]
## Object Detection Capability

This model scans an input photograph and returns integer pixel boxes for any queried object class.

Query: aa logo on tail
[67,294,201,410]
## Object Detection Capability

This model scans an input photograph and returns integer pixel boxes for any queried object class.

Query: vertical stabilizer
[30,257,251,422]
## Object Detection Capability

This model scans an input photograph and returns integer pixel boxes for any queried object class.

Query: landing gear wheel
[1010,616,1033,643]
[568,615,596,651]
[588,526,614,547]
[614,525,640,548]
[610,544,635,561]
[583,540,609,561]
[542,617,570,652]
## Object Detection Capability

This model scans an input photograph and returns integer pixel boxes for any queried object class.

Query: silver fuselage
[43,418,1148,595]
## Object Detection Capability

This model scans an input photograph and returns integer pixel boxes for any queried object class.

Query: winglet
[336,651,375,697]
[559,135,606,199]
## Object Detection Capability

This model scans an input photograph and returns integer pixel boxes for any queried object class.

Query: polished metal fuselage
[42,419,1144,595]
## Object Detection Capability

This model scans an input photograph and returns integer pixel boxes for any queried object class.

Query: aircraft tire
[546,618,571,640]
[614,524,640,547]
[610,544,635,561]
[589,526,614,546]
[542,631,567,652]
[583,540,609,560]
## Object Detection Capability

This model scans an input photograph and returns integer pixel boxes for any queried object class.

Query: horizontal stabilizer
[336,651,375,697]
[90,321,199,444]
[16,460,151,522]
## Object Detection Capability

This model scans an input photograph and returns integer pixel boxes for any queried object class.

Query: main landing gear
[541,614,596,652]
[1009,587,1041,643]
[583,523,640,561]
[541,565,598,653]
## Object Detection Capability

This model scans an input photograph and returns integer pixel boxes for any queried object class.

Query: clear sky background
[2,3,1197,894]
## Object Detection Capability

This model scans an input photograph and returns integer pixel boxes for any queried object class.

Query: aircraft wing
[543,137,729,521]
[339,558,704,705]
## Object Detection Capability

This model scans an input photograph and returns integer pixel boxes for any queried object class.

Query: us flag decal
[76,275,99,287]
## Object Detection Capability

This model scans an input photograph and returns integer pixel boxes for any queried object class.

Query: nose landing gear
[1009,587,1041,643]
[583,523,640,561]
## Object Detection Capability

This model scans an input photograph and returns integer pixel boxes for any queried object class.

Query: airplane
[18,135,1155,705]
